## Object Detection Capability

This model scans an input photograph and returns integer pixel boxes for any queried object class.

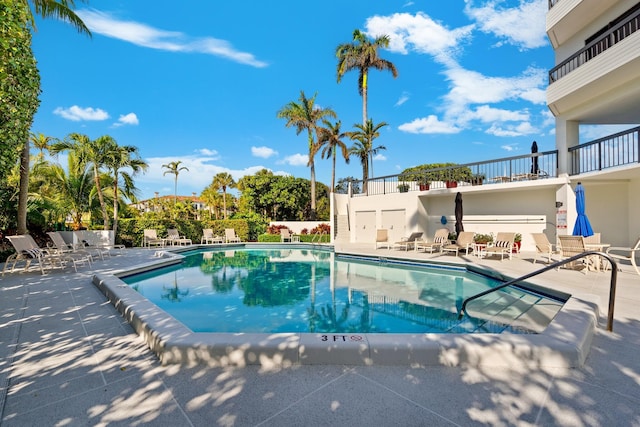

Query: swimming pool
[93,245,597,367]
[121,248,563,334]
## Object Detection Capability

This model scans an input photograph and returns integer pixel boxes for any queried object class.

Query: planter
[398,185,409,193]
[445,180,458,188]
[471,178,484,186]
[512,241,521,253]
[419,183,430,191]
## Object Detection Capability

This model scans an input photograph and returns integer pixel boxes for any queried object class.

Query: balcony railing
[349,151,558,197]
[569,126,640,175]
[548,0,560,9]
[549,8,640,83]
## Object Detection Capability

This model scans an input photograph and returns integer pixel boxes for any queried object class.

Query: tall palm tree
[277,91,336,220]
[212,172,236,220]
[16,0,91,235]
[162,161,189,203]
[316,120,350,192]
[104,144,148,236]
[30,132,56,161]
[50,133,114,230]
[348,119,388,193]
[336,29,398,126]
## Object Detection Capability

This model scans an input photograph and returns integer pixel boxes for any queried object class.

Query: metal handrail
[458,251,618,331]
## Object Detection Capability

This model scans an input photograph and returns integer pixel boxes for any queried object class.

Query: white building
[332,0,640,252]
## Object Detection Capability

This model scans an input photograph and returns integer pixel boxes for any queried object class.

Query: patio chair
[442,231,475,256]
[143,229,165,248]
[48,231,95,265]
[484,232,515,261]
[391,232,423,251]
[225,228,242,243]
[557,235,594,273]
[3,235,89,275]
[73,230,119,260]
[531,233,558,264]
[606,237,640,276]
[201,228,224,244]
[375,229,390,249]
[415,228,449,253]
[281,229,292,243]
[166,228,192,246]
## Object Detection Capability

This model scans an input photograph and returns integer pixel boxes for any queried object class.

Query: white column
[556,118,579,175]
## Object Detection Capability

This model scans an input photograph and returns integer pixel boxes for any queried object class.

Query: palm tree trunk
[93,164,110,230]
[17,140,30,234]
[362,72,368,126]
[331,151,336,192]
[310,161,317,220]
[112,178,119,237]
[223,190,228,219]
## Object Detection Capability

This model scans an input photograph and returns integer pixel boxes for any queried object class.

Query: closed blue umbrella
[572,182,593,237]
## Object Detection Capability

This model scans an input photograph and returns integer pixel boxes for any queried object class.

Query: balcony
[569,126,640,174]
[349,151,559,197]
[549,7,640,84]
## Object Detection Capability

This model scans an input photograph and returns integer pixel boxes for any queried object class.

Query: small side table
[473,243,488,258]
[292,235,300,242]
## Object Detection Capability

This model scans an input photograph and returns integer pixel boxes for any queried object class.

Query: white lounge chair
[143,229,165,248]
[532,233,558,265]
[201,228,224,244]
[392,232,423,251]
[415,228,449,253]
[281,229,292,243]
[3,235,90,275]
[558,235,594,273]
[484,232,516,261]
[375,229,390,249]
[606,237,640,276]
[166,228,192,246]
[442,232,475,256]
[225,228,241,243]
[48,231,95,265]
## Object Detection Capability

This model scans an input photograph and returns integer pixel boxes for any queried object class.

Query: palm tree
[39,151,93,230]
[212,172,236,220]
[16,0,91,235]
[316,120,350,192]
[162,161,189,203]
[336,29,398,126]
[104,144,148,236]
[30,132,56,161]
[50,133,114,230]
[277,91,336,220]
[348,119,388,193]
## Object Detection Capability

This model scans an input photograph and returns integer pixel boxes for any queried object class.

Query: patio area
[1,245,638,426]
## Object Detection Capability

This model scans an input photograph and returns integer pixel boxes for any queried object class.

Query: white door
[355,211,376,243]
[381,209,406,242]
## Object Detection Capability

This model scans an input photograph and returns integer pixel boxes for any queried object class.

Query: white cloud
[282,153,308,166]
[251,146,278,158]
[53,105,109,121]
[501,144,518,152]
[464,0,548,50]
[77,9,268,68]
[395,92,410,107]
[195,148,220,158]
[486,122,538,137]
[113,112,139,127]
[398,115,461,134]
[373,153,387,161]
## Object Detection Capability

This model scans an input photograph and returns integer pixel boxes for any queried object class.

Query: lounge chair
[531,233,558,264]
[143,229,165,248]
[484,232,515,261]
[442,231,475,256]
[201,228,224,244]
[392,232,423,251]
[73,230,119,260]
[375,229,390,249]
[606,237,640,276]
[48,231,95,264]
[3,235,90,275]
[557,235,594,273]
[415,228,449,253]
[281,229,292,243]
[225,228,242,243]
[166,228,192,246]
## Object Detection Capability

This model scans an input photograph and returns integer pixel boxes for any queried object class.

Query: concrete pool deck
[1,244,639,425]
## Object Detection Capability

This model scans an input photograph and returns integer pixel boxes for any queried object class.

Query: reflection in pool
[122,248,562,334]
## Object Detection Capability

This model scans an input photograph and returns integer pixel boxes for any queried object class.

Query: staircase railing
[458,252,618,331]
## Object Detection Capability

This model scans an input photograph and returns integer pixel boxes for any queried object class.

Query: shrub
[310,223,330,235]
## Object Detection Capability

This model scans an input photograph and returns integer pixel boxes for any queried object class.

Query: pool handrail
[458,251,619,332]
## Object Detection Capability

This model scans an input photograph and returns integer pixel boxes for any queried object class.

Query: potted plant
[471,173,485,186]
[473,233,494,245]
[418,177,430,191]
[398,183,409,193]
[513,233,522,253]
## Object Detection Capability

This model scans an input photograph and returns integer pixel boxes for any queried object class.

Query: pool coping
[92,247,599,369]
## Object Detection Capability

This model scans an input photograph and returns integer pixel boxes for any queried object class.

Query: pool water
[122,248,563,334]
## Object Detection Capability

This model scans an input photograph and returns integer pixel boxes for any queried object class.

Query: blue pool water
[122,248,562,334]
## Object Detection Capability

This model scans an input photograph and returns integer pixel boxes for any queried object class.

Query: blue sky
[31,0,561,200]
